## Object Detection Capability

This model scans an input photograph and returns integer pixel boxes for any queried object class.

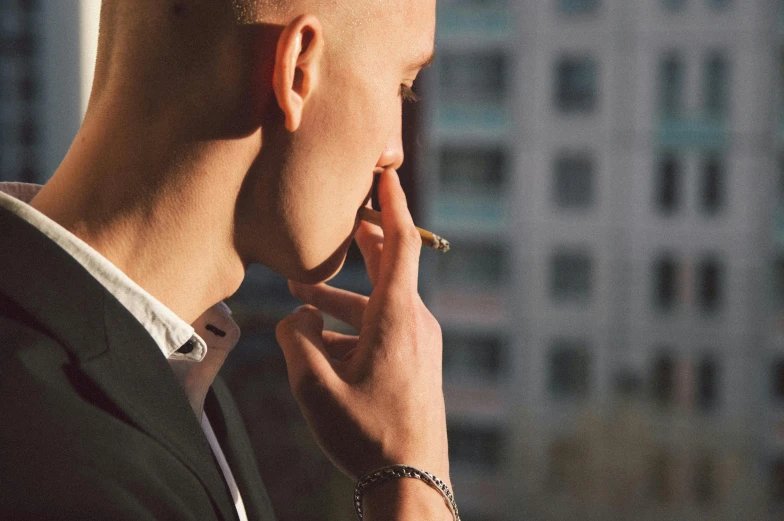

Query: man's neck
[30,110,255,324]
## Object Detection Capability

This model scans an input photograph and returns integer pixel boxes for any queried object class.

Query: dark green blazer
[0,204,276,521]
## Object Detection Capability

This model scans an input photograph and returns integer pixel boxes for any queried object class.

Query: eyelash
[399,85,419,103]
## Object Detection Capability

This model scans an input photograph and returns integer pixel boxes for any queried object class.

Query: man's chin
[291,236,352,285]
[294,254,346,285]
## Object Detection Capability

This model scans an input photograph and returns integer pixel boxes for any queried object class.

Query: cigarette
[358,207,450,253]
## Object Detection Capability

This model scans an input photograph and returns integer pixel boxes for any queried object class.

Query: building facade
[421,0,781,519]
[0,0,97,184]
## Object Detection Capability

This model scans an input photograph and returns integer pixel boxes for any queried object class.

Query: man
[0,0,453,520]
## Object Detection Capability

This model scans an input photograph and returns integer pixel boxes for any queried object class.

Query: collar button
[178,339,196,354]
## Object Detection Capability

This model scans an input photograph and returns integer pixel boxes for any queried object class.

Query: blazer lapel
[205,378,277,521]
[0,205,238,521]
[81,298,239,521]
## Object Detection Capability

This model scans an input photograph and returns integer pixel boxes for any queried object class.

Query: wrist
[362,477,453,521]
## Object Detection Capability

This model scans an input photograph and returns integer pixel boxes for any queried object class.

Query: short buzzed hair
[230,0,381,50]
[231,0,294,24]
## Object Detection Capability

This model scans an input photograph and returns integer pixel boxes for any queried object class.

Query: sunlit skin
[31,0,435,318]
[233,7,436,284]
[28,0,450,518]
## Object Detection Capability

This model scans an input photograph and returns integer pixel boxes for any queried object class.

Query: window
[558,0,599,15]
[697,257,723,312]
[655,153,681,215]
[19,161,38,184]
[653,255,678,311]
[660,53,685,116]
[553,152,595,210]
[12,32,36,58]
[614,370,643,397]
[442,332,504,380]
[707,0,731,9]
[18,0,39,14]
[701,154,725,215]
[696,357,719,411]
[448,423,504,470]
[550,250,592,303]
[703,52,730,117]
[549,339,591,399]
[651,353,675,406]
[439,147,506,195]
[18,119,36,147]
[19,73,36,102]
[554,56,598,113]
[440,52,507,103]
[438,243,507,289]
[773,359,784,401]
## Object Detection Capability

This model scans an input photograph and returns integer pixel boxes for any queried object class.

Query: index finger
[354,218,383,287]
[374,168,421,295]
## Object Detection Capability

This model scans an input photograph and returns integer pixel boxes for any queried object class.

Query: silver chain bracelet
[353,464,460,521]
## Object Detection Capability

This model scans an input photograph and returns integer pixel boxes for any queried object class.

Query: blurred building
[0,0,98,183]
[420,0,780,519]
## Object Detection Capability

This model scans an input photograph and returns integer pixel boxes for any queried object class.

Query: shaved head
[230,0,374,24]
[231,0,293,24]
[92,0,382,94]
[229,0,384,51]
[51,0,435,288]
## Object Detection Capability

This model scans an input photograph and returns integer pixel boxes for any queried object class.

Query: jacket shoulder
[0,294,217,520]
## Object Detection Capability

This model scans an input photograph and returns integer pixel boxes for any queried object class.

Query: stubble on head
[230,0,383,42]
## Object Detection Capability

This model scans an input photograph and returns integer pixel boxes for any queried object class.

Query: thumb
[275,305,338,396]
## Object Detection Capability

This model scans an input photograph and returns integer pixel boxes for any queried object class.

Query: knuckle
[275,317,295,340]
[405,225,421,248]
[275,306,322,339]
[389,224,421,254]
[429,315,442,340]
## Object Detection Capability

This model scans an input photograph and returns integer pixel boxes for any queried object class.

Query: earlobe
[272,15,323,132]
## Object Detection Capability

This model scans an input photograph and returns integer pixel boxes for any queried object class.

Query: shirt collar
[0,182,211,362]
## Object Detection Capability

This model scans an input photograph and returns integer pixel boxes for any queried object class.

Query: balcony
[431,192,507,234]
[657,116,728,149]
[430,289,509,327]
[434,102,511,138]
[436,6,512,42]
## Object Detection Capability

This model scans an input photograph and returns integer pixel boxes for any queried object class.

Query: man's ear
[273,14,324,132]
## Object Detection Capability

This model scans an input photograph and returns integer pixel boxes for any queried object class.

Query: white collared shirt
[0,182,248,521]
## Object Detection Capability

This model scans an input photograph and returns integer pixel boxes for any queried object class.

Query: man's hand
[276,169,450,487]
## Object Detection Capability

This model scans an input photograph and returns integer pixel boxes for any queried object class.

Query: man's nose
[376,133,404,171]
